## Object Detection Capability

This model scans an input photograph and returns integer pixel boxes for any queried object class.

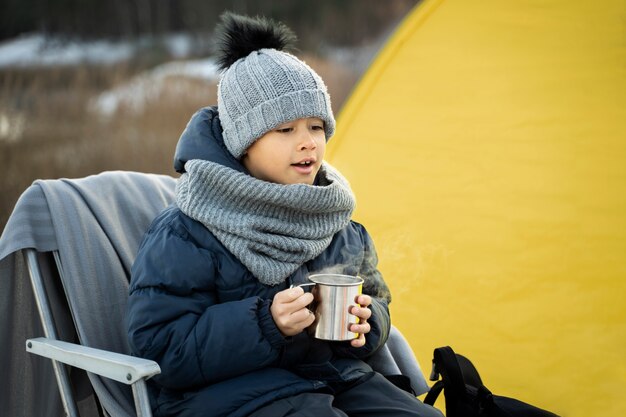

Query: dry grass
[0,56,361,231]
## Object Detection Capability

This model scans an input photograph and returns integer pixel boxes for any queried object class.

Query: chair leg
[132,379,153,417]
[25,248,80,417]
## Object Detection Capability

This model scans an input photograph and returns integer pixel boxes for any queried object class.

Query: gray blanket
[0,170,427,417]
[0,171,177,417]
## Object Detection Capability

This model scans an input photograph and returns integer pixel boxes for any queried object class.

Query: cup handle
[289,283,316,289]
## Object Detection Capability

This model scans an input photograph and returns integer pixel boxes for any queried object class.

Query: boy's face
[242,117,326,185]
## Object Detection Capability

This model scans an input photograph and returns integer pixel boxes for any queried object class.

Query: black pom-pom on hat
[214,12,298,71]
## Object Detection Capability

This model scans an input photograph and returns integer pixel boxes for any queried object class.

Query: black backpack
[424,346,560,417]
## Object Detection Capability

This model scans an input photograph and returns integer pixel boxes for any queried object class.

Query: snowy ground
[0,32,197,67]
[0,33,221,122]
[0,31,385,137]
[90,58,220,116]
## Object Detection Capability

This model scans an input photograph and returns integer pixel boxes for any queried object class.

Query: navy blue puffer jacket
[127,107,392,417]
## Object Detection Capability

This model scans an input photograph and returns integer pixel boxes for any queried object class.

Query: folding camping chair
[0,170,429,417]
[0,171,177,417]
[24,247,160,417]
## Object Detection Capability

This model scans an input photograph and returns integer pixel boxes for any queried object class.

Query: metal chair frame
[24,248,160,417]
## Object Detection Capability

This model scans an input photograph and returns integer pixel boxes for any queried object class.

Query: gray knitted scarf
[176,159,356,286]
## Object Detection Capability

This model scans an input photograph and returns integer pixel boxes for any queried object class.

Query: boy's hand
[271,287,315,337]
[349,294,372,348]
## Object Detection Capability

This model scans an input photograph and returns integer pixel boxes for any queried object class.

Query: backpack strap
[424,346,484,413]
[423,380,444,405]
[432,346,468,397]
[455,353,483,388]
[426,347,560,417]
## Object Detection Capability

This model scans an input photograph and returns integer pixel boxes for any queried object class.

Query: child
[126,13,442,417]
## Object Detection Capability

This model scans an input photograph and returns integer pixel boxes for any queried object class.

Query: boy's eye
[311,125,324,131]
[277,127,292,133]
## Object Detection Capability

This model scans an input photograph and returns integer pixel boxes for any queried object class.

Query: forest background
[0,0,419,231]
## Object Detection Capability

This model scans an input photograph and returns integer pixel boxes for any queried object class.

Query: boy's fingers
[350,322,371,334]
[355,294,372,307]
[273,288,313,313]
[349,305,372,320]
[274,287,312,303]
[275,287,304,303]
[281,308,315,334]
[290,292,314,310]
[350,333,366,348]
[290,307,314,324]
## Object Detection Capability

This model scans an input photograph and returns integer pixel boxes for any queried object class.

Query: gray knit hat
[215,13,335,159]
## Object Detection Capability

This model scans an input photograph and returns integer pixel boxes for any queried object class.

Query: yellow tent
[327,0,626,415]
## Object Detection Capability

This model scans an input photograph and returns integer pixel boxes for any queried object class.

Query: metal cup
[307,274,364,341]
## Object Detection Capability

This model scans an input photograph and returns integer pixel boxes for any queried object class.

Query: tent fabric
[327,1,626,416]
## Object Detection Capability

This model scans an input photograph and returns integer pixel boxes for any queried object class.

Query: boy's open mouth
[291,159,316,175]
[291,161,313,166]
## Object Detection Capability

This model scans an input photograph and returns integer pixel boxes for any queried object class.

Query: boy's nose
[297,132,317,150]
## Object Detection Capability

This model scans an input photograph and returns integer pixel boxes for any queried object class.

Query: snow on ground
[89,58,220,116]
[0,32,219,116]
[0,111,25,143]
[86,41,383,117]
[0,32,198,68]
[0,33,135,67]
[0,31,384,118]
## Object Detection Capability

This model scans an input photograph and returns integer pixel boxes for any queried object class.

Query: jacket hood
[174,106,246,174]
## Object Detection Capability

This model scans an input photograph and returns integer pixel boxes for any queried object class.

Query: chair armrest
[26,337,161,384]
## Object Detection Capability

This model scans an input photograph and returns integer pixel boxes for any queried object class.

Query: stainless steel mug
[306,274,364,341]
